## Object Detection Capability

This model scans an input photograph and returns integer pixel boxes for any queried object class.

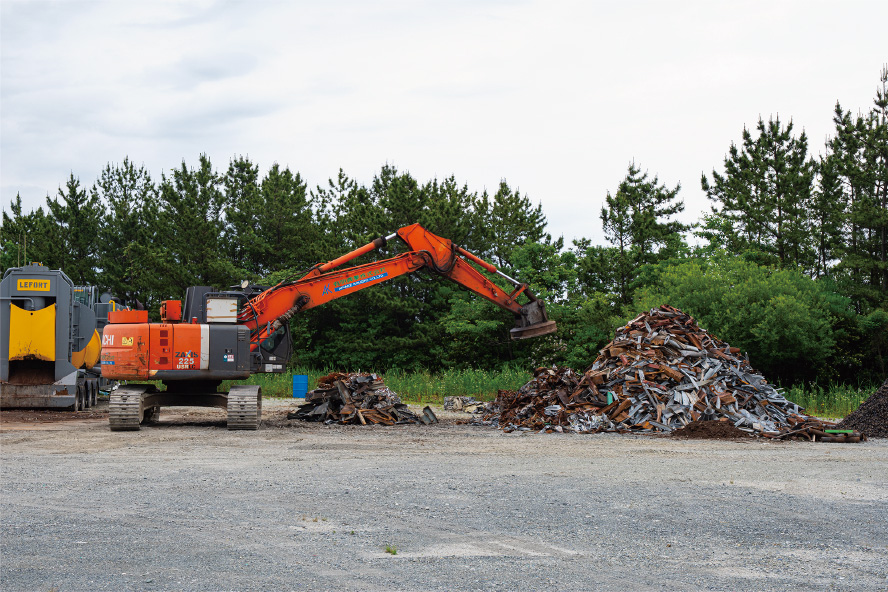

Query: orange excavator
[101,223,556,430]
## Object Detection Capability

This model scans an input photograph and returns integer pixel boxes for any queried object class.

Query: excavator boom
[241,224,556,347]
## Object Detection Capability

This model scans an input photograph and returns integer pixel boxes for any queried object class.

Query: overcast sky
[1,0,886,246]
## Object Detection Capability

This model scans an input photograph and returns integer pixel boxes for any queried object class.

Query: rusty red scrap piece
[289,372,437,426]
[488,305,865,441]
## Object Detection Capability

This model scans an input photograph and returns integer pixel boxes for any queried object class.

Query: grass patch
[384,544,398,555]
[149,369,874,420]
[782,382,875,419]
[231,367,531,403]
[382,367,530,404]
[224,369,332,399]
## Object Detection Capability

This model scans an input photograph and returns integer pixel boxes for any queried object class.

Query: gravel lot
[2,399,887,592]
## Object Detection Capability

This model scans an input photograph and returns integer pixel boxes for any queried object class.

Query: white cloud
[2,0,885,245]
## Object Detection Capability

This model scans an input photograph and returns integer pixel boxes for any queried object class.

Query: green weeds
[382,367,530,404]
[241,367,531,403]
[231,368,874,419]
[782,382,875,419]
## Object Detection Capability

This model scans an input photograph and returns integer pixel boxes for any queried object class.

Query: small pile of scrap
[288,372,438,426]
[443,396,487,413]
[490,305,865,441]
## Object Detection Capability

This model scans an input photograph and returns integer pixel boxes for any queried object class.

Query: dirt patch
[837,379,888,438]
[2,409,887,592]
[672,420,752,440]
[0,401,109,427]
[0,397,459,433]
[6,360,56,384]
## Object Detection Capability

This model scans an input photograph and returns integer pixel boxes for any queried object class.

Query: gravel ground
[2,399,887,592]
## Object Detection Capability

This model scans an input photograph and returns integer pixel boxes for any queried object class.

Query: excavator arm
[240,224,556,348]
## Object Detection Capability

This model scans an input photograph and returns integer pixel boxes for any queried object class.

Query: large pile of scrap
[487,305,865,441]
[288,372,437,426]
[837,379,888,438]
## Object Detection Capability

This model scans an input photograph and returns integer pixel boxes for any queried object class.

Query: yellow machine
[0,263,114,410]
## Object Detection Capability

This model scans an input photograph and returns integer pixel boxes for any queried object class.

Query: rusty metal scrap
[485,305,865,441]
[288,372,435,426]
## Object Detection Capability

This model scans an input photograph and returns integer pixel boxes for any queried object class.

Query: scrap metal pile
[288,372,437,426]
[487,305,865,441]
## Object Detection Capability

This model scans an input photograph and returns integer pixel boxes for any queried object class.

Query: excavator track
[109,385,153,431]
[227,385,261,430]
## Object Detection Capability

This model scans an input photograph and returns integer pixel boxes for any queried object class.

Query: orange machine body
[101,323,240,380]
[108,309,149,324]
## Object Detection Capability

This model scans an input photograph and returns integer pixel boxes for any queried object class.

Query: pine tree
[702,117,816,270]
[45,174,103,284]
[300,169,384,369]
[875,66,888,302]
[257,163,317,273]
[620,162,688,263]
[310,168,366,262]
[597,162,688,303]
[572,239,623,298]
[487,181,547,268]
[829,66,888,311]
[156,155,232,297]
[599,182,635,304]
[811,153,847,278]
[418,175,479,249]
[222,155,263,278]
[1,195,60,272]
[373,164,422,232]
[95,158,163,305]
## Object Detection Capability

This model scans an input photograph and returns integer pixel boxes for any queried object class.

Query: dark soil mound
[672,420,751,440]
[837,379,888,438]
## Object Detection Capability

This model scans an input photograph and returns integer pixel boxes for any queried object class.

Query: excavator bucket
[510,300,557,340]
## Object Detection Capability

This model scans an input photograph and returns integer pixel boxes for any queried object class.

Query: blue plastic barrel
[292,374,309,398]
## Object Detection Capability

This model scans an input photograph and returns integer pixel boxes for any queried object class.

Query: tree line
[2,69,886,386]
